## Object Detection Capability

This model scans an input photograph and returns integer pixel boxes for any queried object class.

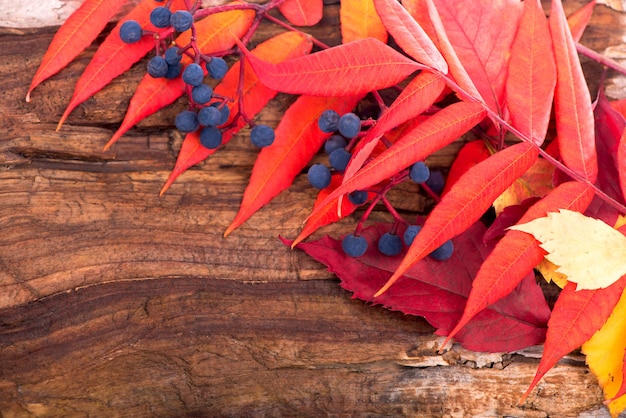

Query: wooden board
[1,1,625,416]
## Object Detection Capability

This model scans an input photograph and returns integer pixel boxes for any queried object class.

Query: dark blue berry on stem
[165,46,182,65]
[329,148,351,172]
[147,56,168,78]
[182,63,204,87]
[430,240,454,261]
[307,164,331,189]
[324,135,346,154]
[210,103,230,125]
[347,190,368,206]
[403,225,422,246]
[192,84,213,104]
[250,124,275,148]
[175,110,199,133]
[198,106,222,126]
[170,10,193,32]
[378,232,403,256]
[318,109,340,133]
[200,126,222,149]
[409,161,430,183]
[119,20,142,44]
[338,112,361,138]
[207,57,228,80]
[165,62,183,79]
[150,6,172,28]
[342,234,368,257]
[425,170,445,194]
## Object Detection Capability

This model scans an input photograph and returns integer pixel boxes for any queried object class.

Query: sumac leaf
[26,0,127,101]
[278,0,323,26]
[341,0,387,44]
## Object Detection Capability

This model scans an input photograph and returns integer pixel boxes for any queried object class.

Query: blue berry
[430,240,454,261]
[207,57,228,80]
[342,234,368,257]
[250,124,275,148]
[210,103,230,125]
[200,126,222,149]
[318,109,340,133]
[165,62,182,79]
[147,56,168,78]
[307,164,331,189]
[175,110,199,133]
[409,161,430,183]
[324,135,347,154]
[182,63,204,87]
[150,6,171,28]
[164,46,182,65]
[403,225,422,246]
[378,232,403,256]
[348,190,368,206]
[119,20,142,44]
[192,84,213,104]
[338,112,361,138]
[198,106,222,126]
[170,10,193,32]
[425,170,445,194]
[329,148,351,172]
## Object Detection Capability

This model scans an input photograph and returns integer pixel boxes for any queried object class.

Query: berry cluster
[119,2,275,150]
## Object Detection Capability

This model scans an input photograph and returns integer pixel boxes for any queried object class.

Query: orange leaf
[441,140,491,196]
[376,142,539,297]
[57,0,187,130]
[619,129,626,205]
[522,278,626,403]
[341,0,387,44]
[440,181,594,350]
[373,0,445,72]
[505,0,556,145]
[224,94,363,236]
[318,102,485,209]
[568,0,596,42]
[26,0,127,101]
[278,0,323,26]
[549,0,598,183]
[343,71,446,183]
[159,31,314,194]
[104,7,256,150]
[238,37,421,96]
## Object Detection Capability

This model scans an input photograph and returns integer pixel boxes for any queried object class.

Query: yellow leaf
[493,158,554,215]
[582,288,626,417]
[536,258,568,288]
[509,209,626,290]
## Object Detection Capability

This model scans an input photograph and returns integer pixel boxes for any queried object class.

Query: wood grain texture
[0,1,624,416]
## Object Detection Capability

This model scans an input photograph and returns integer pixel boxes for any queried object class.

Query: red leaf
[505,0,556,145]
[441,181,594,349]
[441,140,491,196]
[26,0,127,102]
[104,8,256,150]
[550,0,598,183]
[403,0,480,101]
[376,142,539,297]
[56,0,188,130]
[287,221,550,352]
[343,71,446,183]
[278,0,323,26]
[237,37,421,96]
[620,130,626,205]
[340,0,387,44]
[568,0,597,43]
[159,32,314,194]
[291,175,373,247]
[317,102,485,211]
[224,94,363,236]
[522,278,626,402]
[372,0,446,72]
[435,0,524,113]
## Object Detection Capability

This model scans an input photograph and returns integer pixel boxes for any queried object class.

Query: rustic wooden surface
[1,1,625,416]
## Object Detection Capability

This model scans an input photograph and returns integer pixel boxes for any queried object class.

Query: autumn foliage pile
[26,0,626,414]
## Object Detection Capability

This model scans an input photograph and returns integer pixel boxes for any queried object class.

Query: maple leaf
[284,221,550,352]
[510,209,626,290]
